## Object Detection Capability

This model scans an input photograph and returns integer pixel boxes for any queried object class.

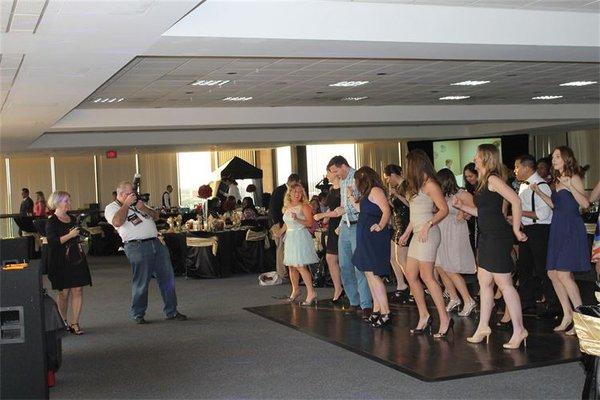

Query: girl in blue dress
[280,183,319,306]
[531,146,591,335]
[349,167,392,327]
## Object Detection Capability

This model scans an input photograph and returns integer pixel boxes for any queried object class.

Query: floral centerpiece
[196,184,213,230]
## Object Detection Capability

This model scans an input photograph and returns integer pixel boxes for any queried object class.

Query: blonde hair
[476,144,507,192]
[283,182,308,212]
[47,191,71,210]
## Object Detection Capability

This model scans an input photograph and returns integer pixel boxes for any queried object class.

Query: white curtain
[54,155,96,209]
[138,152,178,208]
[569,129,600,189]
[355,141,401,176]
[96,153,136,208]
[255,149,275,193]
[533,133,567,159]
[9,156,52,214]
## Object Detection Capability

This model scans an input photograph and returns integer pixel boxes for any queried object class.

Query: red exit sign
[106,150,117,159]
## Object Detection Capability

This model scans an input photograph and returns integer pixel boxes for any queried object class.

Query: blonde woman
[453,144,528,349]
[46,191,92,335]
[279,183,319,305]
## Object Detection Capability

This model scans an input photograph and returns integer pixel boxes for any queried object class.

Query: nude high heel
[467,327,492,344]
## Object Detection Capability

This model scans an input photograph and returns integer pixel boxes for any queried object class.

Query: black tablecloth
[163,229,275,278]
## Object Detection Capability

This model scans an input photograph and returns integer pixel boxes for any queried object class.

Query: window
[306,143,356,198]
[276,146,292,186]
[177,152,213,208]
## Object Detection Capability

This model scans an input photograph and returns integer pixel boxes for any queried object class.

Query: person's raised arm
[530,182,554,209]
[489,175,527,242]
[416,180,448,242]
[111,193,137,227]
[456,190,474,220]
[368,187,391,232]
[295,204,315,228]
[560,175,590,209]
[590,180,600,203]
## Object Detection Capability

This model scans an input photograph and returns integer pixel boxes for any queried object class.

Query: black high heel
[392,288,410,304]
[372,313,391,328]
[369,311,381,324]
[410,315,432,335]
[332,289,346,304]
[434,318,454,339]
[495,319,512,331]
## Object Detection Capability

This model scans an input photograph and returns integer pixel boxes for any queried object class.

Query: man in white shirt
[105,181,187,324]
[513,155,559,318]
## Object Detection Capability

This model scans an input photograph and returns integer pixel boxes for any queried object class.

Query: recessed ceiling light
[439,95,471,101]
[341,96,368,101]
[451,80,490,86]
[191,79,230,87]
[532,95,563,100]
[93,97,124,103]
[222,96,253,102]
[329,81,370,87]
[559,81,597,87]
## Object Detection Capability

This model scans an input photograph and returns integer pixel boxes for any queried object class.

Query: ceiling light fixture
[439,95,471,101]
[93,97,125,103]
[329,81,370,87]
[451,80,490,86]
[559,81,597,87]
[222,96,253,102]
[191,80,230,87]
[532,95,563,100]
[341,96,368,101]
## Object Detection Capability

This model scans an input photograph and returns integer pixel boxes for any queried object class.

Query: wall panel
[9,156,52,214]
[97,153,136,208]
[138,152,178,208]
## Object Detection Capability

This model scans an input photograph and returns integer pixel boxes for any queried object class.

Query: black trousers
[517,224,559,311]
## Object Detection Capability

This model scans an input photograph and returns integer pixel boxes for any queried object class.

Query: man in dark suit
[19,188,34,216]
[268,174,300,281]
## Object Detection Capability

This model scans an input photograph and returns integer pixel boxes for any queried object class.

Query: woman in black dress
[463,162,479,254]
[453,144,528,349]
[314,170,344,302]
[383,164,410,303]
[46,191,92,335]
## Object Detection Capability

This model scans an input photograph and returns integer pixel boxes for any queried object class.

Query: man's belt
[124,237,157,244]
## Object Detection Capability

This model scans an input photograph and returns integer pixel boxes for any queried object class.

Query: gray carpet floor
[50,255,585,399]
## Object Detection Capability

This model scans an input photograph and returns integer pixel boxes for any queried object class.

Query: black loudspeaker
[1,261,48,399]
[1,236,32,262]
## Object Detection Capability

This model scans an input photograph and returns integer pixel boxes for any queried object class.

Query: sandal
[70,323,84,335]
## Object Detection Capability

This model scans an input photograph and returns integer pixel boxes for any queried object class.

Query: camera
[133,173,150,203]
[315,177,331,194]
[75,213,91,240]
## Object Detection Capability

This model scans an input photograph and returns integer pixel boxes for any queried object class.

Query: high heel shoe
[368,311,381,324]
[392,288,410,304]
[286,292,302,302]
[372,313,391,328]
[553,319,574,332]
[503,330,528,349]
[458,301,477,317]
[467,327,492,344]
[446,299,462,313]
[410,315,432,335]
[301,296,318,306]
[70,323,84,335]
[434,318,454,339]
[332,289,345,304]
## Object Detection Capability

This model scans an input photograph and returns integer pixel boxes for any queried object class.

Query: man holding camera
[105,181,187,324]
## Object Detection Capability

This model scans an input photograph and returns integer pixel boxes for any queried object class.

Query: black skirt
[326,217,340,255]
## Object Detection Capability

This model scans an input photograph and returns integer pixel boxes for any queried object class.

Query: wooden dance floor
[245,301,582,382]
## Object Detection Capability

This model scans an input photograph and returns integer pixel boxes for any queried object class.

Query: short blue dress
[352,195,391,277]
[546,189,590,272]
[283,205,319,267]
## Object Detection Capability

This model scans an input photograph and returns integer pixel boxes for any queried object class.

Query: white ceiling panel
[78,56,600,109]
